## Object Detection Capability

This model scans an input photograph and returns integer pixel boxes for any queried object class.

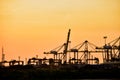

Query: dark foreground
[0,64,120,80]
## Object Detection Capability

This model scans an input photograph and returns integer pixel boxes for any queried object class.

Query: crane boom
[63,29,71,62]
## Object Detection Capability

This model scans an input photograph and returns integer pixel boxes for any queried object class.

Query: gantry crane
[44,29,71,64]
[44,44,64,60]
[96,36,120,63]
[108,36,120,59]
[44,44,64,65]
[69,40,101,64]
[63,29,71,63]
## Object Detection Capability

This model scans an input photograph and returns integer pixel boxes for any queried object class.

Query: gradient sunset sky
[0,0,120,62]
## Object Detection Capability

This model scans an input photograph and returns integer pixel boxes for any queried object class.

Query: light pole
[103,36,107,45]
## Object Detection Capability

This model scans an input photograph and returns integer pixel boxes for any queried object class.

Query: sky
[0,0,120,63]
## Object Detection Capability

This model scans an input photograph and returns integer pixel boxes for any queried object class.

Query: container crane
[63,29,71,63]
[96,36,120,63]
[44,29,71,64]
[44,44,64,60]
[69,40,101,64]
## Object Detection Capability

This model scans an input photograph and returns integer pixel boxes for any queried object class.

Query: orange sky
[0,0,120,63]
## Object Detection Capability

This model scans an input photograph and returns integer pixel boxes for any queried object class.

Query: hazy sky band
[0,0,120,62]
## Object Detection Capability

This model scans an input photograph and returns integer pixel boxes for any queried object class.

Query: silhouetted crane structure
[63,29,71,63]
[44,44,64,60]
[69,40,101,64]
[44,29,71,64]
[108,36,120,59]
[96,36,120,63]
[0,28,119,71]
